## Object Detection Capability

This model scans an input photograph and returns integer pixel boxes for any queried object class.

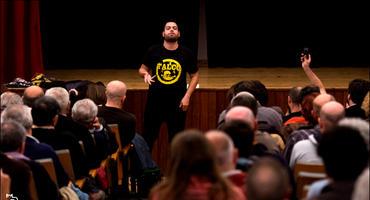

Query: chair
[55,149,75,181]
[35,158,58,187]
[29,172,38,200]
[293,163,326,199]
[108,124,134,187]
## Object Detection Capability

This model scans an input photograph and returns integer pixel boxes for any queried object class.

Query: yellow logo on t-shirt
[156,58,182,84]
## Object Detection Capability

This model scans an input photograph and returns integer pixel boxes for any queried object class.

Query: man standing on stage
[139,21,199,150]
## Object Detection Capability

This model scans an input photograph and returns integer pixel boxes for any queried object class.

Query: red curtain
[0,0,44,85]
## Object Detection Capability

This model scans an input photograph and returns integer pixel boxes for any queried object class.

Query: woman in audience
[150,129,245,200]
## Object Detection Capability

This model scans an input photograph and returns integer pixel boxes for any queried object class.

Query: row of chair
[34,123,135,198]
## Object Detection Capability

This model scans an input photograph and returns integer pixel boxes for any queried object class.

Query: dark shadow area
[205,1,370,67]
[40,0,199,69]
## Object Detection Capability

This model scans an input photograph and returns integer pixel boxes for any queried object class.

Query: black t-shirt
[141,44,198,91]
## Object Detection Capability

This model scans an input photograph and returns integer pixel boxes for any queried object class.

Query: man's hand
[144,73,156,85]
[179,95,190,111]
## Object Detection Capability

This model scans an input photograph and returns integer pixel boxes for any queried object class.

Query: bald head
[225,106,255,129]
[205,130,235,171]
[23,86,44,107]
[320,101,345,133]
[105,80,127,108]
[313,93,335,117]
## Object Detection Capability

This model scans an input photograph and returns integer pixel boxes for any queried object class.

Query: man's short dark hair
[31,96,60,126]
[219,120,254,158]
[348,79,370,105]
[298,85,320,104]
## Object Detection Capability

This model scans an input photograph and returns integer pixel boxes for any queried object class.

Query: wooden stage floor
[45,67,369,90]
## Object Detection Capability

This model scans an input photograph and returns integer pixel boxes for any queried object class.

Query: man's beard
[164,35,178,42]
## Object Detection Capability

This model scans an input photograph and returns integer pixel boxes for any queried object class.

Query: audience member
[1,91,23,112]
[31,96,88,178]
[1,120,59,200]
[98,80,136,147]
[150,129,245,200]
[289,101,344,168]
[283,86,304,125]
[282,91,327,162]
[345,79,369,119]
[22,85,44,107]
[247,157,292,200]
[205,130,247,191]
[317,126,368,200]
[338,118,369,150]
[224,106,279,155]
[1,104,70,187]
[72,98,117,166]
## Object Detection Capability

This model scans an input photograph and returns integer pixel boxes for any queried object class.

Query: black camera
[302,47,310,58]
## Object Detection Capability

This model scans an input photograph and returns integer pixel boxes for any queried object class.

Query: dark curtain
[205,1,370,68]
[0,0,44,85]
[41,1,199,69]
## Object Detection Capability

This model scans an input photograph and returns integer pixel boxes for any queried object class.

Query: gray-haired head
[1,104,33,130]
[71,98,97,125]
[1,92,23,111]
[230,91,258,116]
[0,120,27,152]
[45,87,70,115]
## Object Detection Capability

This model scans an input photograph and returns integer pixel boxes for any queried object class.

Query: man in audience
[247,157,292,200]
[0,152,32,200]
[97,80,136,147]
[1,120,59,199]
[289,101,345,168]
[72,98,117,166]
[283,86,304,125]
[283,92,332,162]
[22,85,44,107]
[205,130,246,191]
[1,91,23,112]
[224,106,279,155]
[345,79,369,119]
[317,126,368,200]
[31,96,88,178]
[1,104,70,187]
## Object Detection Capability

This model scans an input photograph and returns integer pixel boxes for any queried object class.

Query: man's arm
[139,64,155,85]
[301,54,326,94]
[179,71,199,111]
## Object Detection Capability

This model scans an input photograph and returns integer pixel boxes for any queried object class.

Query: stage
[45,66,368,173]
[45,67,368,89]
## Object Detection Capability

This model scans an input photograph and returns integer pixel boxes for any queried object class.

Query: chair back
[294,163,326,199]
[35,158,58,187]
[56,149,76,181]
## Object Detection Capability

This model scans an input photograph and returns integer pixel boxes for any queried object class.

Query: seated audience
[150,129,246,200]
[1,120,59,200]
